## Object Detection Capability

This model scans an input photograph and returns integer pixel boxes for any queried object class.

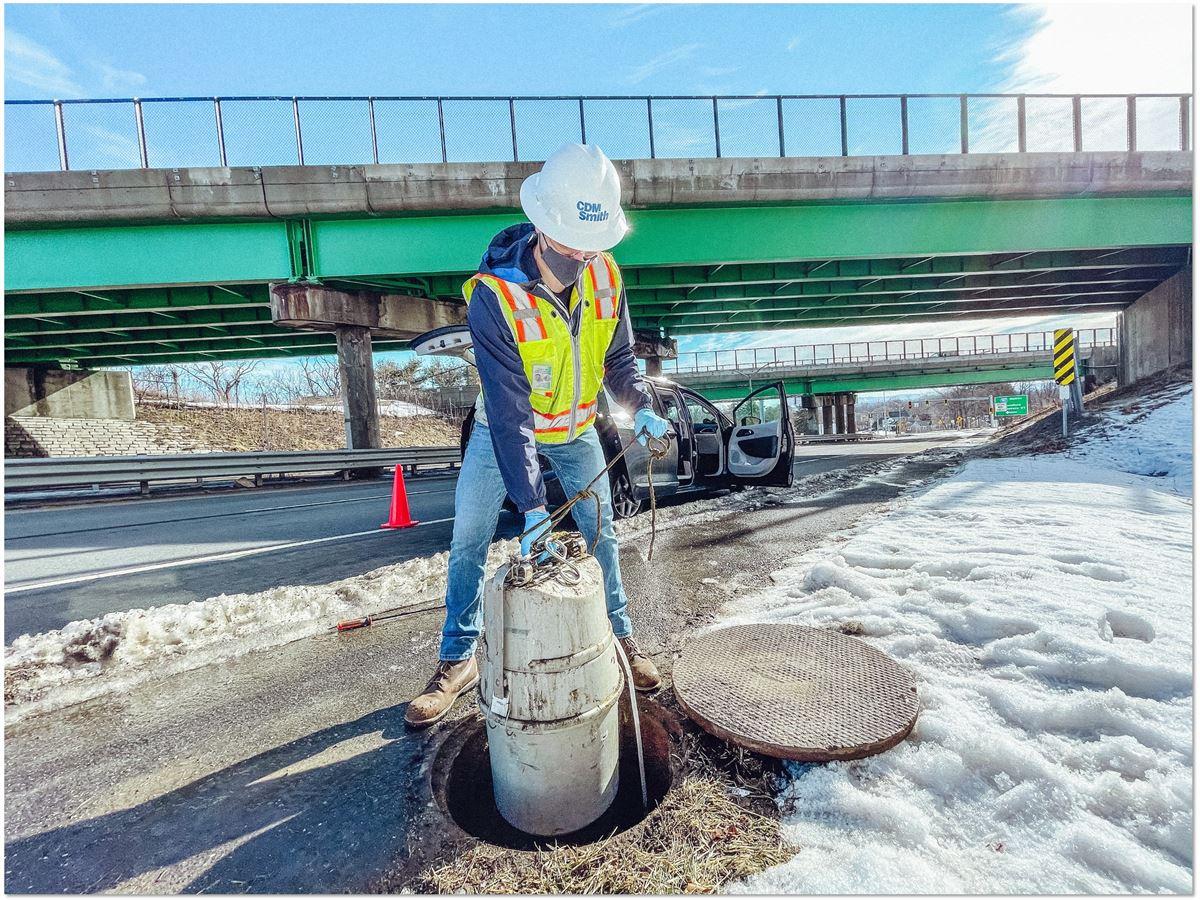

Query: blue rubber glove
[633,407,671,446]
[520,508,553,560]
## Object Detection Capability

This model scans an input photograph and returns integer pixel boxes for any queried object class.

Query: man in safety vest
[405,143,670,728]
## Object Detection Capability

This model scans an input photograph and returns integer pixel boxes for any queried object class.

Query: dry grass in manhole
[418,715,797,895]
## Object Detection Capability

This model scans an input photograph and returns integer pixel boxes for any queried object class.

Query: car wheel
[611,469,643,519]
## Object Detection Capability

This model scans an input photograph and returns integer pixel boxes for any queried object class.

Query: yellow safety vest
[463,254,624,444]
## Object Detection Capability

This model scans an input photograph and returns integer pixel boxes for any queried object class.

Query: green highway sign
[992,394,1029,416]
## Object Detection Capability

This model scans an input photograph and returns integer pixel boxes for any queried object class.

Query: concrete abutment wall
[1118,266,1193,385]
[5,368,135,420]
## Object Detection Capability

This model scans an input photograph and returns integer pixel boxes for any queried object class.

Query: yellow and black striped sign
[1053,328,1076,386]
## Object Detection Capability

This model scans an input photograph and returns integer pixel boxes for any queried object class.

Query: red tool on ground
[334,602,447,633]
[380,464,419,529]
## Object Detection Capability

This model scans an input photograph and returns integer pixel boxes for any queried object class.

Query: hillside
[136,403,460,452]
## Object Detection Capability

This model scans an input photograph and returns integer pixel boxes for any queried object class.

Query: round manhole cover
[674,624,919,761]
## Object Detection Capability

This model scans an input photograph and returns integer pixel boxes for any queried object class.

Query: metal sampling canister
[479,556,622,836]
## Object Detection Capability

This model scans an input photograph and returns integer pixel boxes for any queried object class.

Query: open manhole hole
[431,698,678,851]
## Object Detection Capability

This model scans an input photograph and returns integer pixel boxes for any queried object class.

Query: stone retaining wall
[5,416,211,458]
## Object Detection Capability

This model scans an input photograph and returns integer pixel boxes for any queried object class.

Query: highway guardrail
[4,446,461,494]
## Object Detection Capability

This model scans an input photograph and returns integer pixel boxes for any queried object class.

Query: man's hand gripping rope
[508,427,673,586]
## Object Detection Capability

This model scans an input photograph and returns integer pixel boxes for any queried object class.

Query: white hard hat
[519,143,628,252]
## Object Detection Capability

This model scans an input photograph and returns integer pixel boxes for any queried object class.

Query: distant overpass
[665,329,1116,399]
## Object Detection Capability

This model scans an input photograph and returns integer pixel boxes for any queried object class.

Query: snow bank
[725,388,1193,893]
[1066,381,1193,495]
[5,542,516,723]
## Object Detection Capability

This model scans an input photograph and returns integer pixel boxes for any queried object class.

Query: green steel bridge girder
[6,333,419,368]
[6,285,269,318]
[407,246,1190,297]
[694,364,1056,401]
[5,196,1191,295]
[3,194,1190,367]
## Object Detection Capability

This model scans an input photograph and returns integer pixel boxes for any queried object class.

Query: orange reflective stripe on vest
[592,256,620,320]
[489,278,548,342]
[534,400,598,435]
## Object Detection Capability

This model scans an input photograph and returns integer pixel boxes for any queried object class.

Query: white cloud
[4,29,83,97]
[90,60,148,93]
[973,4,1192,152]
[82,124,141,166]
[624,42,703,85]
[699,65,739,78]
[607,4,669,30]
[999,4,1191,94]
[720,89,770,110]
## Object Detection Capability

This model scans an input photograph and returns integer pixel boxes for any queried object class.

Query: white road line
[5,516,456,594]
[5,487,457,542]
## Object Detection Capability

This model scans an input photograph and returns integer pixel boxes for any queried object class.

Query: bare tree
[296,357,341,398]
[375,358,425,399]
[255,367,312,405]
[421,360,477,389]
[130,363,189,404]
[1015,380,1060,413]
[183,360,261,406]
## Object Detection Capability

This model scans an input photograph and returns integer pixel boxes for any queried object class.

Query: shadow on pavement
[5,702,438,894]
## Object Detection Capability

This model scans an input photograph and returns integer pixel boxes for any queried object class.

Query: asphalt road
[4,435,981,894]
[4,433,981,642]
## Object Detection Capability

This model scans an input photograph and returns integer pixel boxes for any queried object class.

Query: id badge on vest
[532,364,553,392]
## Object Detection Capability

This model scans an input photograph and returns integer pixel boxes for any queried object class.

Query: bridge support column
[632,331,676,380]
[843,393,858,434]
[833,399,846,435]
[334,325,381,452]
[820,400,834,435]
[270,283,465,459]
[795,395,820,435]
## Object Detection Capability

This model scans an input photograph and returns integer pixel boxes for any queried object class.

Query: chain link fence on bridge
[663,328,1117,376]
[4,93,1190,173]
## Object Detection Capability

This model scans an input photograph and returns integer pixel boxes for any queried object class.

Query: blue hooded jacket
[467,222,654,513]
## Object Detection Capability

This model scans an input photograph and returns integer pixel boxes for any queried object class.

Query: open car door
[410,324,475,365]
[725,381,794,487]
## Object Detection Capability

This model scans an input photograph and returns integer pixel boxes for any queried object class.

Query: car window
[660,392,681,423]
[735,394,782,426]
[683,393,723,433]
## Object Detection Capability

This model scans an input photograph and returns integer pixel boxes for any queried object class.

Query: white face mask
[538,233,589,286]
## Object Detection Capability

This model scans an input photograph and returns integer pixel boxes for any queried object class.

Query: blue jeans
[439,423,633,661]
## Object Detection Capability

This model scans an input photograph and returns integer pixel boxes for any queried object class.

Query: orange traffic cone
[380,465,419,529]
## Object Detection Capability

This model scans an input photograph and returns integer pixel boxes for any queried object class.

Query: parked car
[412,325,796,518]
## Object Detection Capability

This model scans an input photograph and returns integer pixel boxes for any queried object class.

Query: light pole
[746,359,776,394]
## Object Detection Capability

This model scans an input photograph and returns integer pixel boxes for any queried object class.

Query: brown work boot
[618,637,662,692]
[404,656,480,728]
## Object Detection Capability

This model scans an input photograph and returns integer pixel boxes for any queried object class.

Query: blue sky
[6,4,1028,100]
[4,3,1192,376]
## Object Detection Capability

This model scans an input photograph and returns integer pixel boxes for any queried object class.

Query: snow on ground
[724,386,1193,894]
[4,542,515,724]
